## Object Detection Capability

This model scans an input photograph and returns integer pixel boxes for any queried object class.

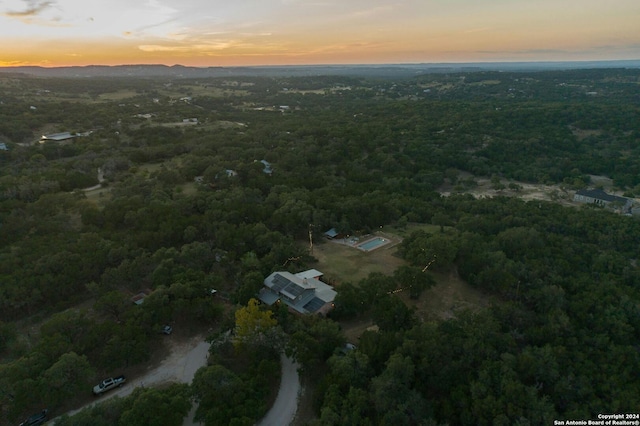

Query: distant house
[258,270,336,315]
[260,160,273,175]
[131,292,147,305]
[131,289,153,305]
[0,142,8,151]
[40,131,92,144]
[40,132,76,142]
[574,189,632,212]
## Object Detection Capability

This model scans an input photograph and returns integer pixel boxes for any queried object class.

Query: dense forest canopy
[1,68,639,425]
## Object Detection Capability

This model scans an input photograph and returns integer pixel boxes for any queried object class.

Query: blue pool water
[357,237,388,252]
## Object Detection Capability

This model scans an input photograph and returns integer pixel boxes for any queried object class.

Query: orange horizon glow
[1,0,639,68]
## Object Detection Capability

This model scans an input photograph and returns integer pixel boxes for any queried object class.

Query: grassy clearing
[468,79,502,86]
[310,227,493,344]
[399,270,493,322]
[158,85,249,98]
[137,163,164,174]
[83,187,112,203]
[176,183,199,196]
[310,237,405,285]
[97,90,139,101]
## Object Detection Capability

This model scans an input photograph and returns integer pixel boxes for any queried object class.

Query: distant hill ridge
[1,60,639,78]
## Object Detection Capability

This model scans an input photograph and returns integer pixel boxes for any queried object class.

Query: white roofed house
[259,270,336,315]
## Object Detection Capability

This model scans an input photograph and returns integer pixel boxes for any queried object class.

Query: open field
[310,234,405,285]
[158,85,250,98]
[83,187,112,203]
[97,90,139,101]
[311,229,492,330]
[400,269,493,322]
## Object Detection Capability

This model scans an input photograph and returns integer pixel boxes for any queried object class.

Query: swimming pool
[356,237,389,252]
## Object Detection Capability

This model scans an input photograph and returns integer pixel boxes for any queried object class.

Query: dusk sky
[1,0,639,67]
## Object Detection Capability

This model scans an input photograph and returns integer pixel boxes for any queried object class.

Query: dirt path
[81,167,105,192]
[257,354,301,426]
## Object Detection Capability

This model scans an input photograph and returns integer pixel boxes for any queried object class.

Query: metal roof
[303,297,326,313]
[576,188,628,204]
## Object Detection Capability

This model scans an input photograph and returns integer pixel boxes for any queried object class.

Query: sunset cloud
[0,0,639,66]
[3,0,54,17]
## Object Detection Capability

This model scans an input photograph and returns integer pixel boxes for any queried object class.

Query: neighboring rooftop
[260,160,273,175]
[40,132,77,142]
[40,131,92,143]
[575,188,629,204]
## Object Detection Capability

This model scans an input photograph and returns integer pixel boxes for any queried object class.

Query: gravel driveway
[256,354,301,426]
[52,335,211,424]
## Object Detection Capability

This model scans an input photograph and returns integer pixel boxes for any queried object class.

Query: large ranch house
[574,188,633,213]
[258,269,337,315]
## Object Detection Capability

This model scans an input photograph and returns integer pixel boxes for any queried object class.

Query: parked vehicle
[161,325,173,335]
[92,375,126,395]
[19,409,48,426]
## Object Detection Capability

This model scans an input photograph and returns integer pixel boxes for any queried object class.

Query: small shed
[131,293,147,305]
[324,228,340,239]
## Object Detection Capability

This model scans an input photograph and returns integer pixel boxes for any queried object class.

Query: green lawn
[97,90,139,101]
[311,235,405,285]
[312,226,493,341]
[400,270,493,322]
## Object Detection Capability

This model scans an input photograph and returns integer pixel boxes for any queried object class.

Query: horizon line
[2,58,640,70]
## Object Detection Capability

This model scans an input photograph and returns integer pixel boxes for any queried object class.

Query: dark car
[19,409,48,426]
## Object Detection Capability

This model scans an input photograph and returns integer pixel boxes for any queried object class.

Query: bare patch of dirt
[401,269,493,322]
[340,317,376,343]
[439,174,578,206]
[570,127,602,141]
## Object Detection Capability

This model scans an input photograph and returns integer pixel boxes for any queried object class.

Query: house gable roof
[262,270,336,314]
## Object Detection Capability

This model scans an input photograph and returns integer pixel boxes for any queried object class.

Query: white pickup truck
[92,375,126,395]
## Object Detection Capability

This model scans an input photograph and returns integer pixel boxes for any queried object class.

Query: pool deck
[330,231,401,253]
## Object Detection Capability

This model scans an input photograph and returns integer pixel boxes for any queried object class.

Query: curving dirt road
[257,354,301,426]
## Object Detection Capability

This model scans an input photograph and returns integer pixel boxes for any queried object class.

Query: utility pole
[308,224,314,254]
